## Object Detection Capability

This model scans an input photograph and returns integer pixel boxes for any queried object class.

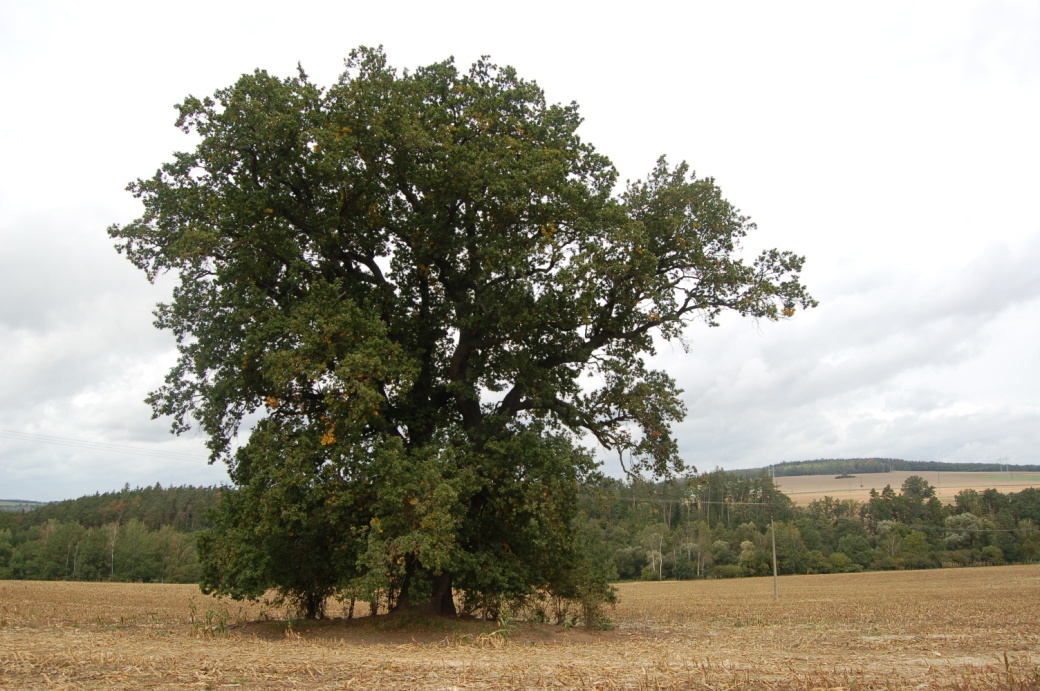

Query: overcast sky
[2,1,1038,501]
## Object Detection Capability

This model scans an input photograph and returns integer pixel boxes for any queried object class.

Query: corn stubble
[1,566,1038,689]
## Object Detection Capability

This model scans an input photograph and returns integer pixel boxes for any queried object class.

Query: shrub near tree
[109,48,815,619]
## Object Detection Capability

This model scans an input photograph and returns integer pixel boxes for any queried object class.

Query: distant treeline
[13,484,220,532]
[3,475,1040,588]
[577,470,1040,582]
[0,485,221,583]
[734,458,1040,477]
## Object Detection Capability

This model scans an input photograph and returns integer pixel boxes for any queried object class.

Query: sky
[2,1,1038,501]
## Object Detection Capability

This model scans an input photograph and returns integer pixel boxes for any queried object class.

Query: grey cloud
[704,238,1039,407]
[651,236,1040,471]
[4,442,227,503]
[0,209,161,331]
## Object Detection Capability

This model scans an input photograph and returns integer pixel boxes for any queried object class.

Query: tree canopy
[110,48,815,619]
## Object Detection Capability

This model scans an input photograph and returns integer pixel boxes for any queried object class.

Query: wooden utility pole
[771,513,779,602]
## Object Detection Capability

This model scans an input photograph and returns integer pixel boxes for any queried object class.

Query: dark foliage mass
[13,485,218,531]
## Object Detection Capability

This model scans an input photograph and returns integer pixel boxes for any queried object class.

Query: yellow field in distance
[773,470,1040,505]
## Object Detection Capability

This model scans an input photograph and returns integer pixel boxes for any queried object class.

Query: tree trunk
[301,591,326,619]
[432,571,456,616]
[394,568,456,617]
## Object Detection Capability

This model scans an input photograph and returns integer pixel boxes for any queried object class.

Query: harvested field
[774,470,1040,506]
[2,566,1039,689]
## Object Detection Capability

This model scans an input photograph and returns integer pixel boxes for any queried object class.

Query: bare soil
[2,566,1039,689]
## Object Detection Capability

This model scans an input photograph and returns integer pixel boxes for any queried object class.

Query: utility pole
[771,512,779,602]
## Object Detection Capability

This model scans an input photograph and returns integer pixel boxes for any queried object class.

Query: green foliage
[828,552,858,573]
[980,545,1005,565]
[1017,520,1040,562]
[0,486,207,584]
[900,475,936,500]
[2,517,201,584]
[836,535,873,568]
[17,485,219,532]
[109,48,815,618]
[773,522,811,574]
[1010,488,1040,523]
[576,472,1040,582]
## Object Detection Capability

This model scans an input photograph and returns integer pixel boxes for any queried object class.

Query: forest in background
[2,463,1039,586]
[745,458,1040,477]
[0,485,219,583]
[576,470,1040,581]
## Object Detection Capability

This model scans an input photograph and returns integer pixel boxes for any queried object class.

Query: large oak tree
[110,48,815,619]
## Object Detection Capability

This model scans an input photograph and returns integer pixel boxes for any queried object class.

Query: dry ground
[773,471,1040,506]
[2,566,1039,689]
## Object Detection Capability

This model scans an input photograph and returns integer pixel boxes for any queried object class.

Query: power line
[0,429,207,462]
[585,494,787,508]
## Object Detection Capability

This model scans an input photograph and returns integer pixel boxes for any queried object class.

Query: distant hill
[12,484,222,531]
[0,499,49,513]
[734,458,1040,478]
